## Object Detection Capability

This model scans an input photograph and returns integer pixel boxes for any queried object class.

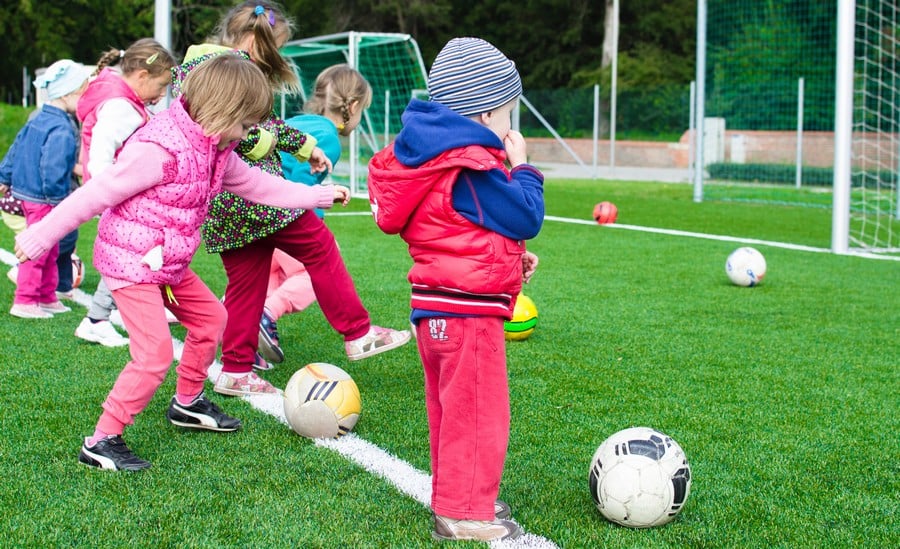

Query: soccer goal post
[833,0,899,255]
[279,32,428,196]
[695,0,899,256]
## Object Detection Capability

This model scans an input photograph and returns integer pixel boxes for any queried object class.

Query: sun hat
[34,59,90,100]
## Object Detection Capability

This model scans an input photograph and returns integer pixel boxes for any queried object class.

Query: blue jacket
[280,114,341,218]
[0,104,79,205]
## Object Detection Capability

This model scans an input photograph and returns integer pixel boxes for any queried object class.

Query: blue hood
[393,99,504,167]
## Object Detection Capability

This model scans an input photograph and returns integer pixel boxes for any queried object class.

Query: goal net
[697,1,899,255]
[840,0,899,253]
[279,32,428,196]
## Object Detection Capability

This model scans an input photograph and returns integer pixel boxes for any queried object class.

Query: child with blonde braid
[74,38,176,347]
[15,54,350,471]
[173,1,409,394]
[257,64,373,365]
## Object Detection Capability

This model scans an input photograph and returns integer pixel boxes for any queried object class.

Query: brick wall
[527,131,898,170]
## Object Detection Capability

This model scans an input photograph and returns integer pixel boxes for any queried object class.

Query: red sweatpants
[417,315,510,521]
[219,210,370,374]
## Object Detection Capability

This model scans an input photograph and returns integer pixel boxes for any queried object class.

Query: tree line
[0,0,697,106]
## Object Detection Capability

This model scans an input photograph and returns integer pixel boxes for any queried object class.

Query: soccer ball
[588,427,692,528]
[725,246,767,287]
[71,253,85,289]
[593,201,618,224]
[504,293,538,341]
[283,363,361,439]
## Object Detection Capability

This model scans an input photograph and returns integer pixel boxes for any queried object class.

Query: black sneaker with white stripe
[166,394,242,432]
[79,435,151,471]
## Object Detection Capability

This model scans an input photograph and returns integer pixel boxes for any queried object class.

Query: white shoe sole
[347,330,412,361]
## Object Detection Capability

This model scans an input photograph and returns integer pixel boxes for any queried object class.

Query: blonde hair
[303,64,373,132]
[213,1,299,93]
[94,38,176,79]
[181,54,273,135]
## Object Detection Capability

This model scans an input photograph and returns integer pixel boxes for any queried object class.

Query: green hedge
[708,162,897,189]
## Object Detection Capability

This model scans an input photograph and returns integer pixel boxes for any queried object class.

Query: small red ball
[593,201,618,224]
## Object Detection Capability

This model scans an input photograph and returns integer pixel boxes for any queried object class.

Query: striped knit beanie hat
[427,37,522,117]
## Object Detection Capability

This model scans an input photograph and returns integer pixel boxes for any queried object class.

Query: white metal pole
[154,0,171,109]
[832,0,854,254]
[689,81,696,184]
[693,0,707,203]
[21,66,28,108]
[593,84,600,178]
[348,32,359,195]
[384,90,390,148]
[609,0,619,172]
[796,77,805,188]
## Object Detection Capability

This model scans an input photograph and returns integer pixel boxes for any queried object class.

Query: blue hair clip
[254,5,265,16]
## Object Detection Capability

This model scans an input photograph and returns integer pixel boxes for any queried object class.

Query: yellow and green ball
[504,294,538,341]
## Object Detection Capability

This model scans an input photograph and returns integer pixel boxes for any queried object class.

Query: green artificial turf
[0,178,896,547]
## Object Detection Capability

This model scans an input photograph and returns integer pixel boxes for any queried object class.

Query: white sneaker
[75,318,129,347]
[39,300,71,314]
[345,326,411,361]
[10,303,52,319]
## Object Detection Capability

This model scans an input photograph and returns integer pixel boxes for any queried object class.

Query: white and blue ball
[725,247,767,287]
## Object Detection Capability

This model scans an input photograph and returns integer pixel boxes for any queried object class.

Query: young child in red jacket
[368,37,544,542]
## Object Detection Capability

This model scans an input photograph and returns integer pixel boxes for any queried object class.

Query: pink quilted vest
[92,98,232,285]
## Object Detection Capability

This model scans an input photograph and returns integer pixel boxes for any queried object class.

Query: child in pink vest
[15,54,349,472]
[74,38,176,348]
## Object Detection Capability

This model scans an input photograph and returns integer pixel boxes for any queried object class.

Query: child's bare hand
[504,130,528,167]
[14,243,31,263]
[333,185,350,206]
[308,147,333,174]
[0,184,9,194]
[522,251,539,283]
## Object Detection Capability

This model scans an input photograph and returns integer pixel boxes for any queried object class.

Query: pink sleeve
[221,152,336,211]
[15,143,172,261]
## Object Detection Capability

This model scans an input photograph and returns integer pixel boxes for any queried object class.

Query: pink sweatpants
[265,248,317,319]
[15,201,58,305]
[96,269,225,436]
[417,315,510,521]
[219,210,369,375]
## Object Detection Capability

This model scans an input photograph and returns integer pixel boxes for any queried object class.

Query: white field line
[0,246,557,548]
[321,211,900,260]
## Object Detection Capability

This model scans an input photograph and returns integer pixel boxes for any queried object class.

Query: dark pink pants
[219,210,369,374]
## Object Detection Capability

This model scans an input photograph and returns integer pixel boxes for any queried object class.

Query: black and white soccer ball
[588,427,692,528]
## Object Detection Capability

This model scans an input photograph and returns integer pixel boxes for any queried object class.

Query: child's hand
[504,130,528,167]
[14,242,31,263]
[308,147,333,174]
[333,185,351,206]
[522,251,539,283]
[0,183,9,194]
